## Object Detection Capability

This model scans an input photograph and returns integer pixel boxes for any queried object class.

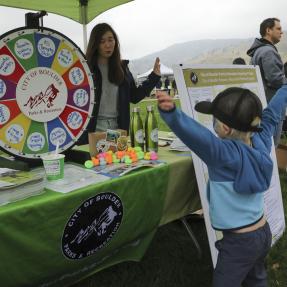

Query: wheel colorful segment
[0,27,95,160]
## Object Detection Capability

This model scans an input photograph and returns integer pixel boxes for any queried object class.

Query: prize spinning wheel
[0,27,95,161]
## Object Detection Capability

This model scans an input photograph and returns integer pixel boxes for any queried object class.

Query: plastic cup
[41,154,65,181]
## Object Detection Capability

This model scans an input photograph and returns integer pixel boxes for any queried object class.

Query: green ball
[134,146,142,152]
[84,160,94,169]
[125,157,132,164]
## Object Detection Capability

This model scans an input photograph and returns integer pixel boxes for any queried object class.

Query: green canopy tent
[0,0,134,50]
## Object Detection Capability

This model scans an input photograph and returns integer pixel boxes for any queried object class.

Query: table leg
[180,217,202,259]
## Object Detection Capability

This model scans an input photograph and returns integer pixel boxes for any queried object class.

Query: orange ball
[92,157,100,166]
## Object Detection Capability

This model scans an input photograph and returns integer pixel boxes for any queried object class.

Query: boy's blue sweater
[160,85,287,230]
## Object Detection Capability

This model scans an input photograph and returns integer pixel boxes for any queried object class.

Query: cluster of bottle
[130,105,158,152]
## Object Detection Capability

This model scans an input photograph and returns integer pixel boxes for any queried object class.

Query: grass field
[71,99,287,287]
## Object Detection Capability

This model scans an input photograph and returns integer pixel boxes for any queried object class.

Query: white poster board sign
[173,64,286,267]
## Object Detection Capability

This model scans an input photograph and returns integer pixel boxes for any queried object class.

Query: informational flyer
[45,164,110,193]
[173,64,286,267]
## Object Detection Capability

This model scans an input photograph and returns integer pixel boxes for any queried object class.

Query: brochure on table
[158,131,189,151]
[92,160,165,178]
[0,168,43,189]
[46,161,165,192]
[0,160,165,196]
[0,168,45,205]
[173,64,285,267]
[45,164,110,193]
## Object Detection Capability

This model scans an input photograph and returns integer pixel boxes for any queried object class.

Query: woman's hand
[156,90,175,111]
[153,57,161,76]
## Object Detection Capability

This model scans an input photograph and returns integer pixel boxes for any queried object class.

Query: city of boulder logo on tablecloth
[62,192,123,260]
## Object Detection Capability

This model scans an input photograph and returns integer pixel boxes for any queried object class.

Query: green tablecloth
[0,147,200,287]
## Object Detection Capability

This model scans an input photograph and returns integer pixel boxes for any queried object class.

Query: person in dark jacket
[164,77,170,94]
[172,79,177,95]
[247,18,286,101]
[247,17,287,146]
[156,78,162,89]
[78,23,161,144]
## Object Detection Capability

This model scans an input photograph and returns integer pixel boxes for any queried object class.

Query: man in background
[172,79,178,95]
[156,78,162,89]
[164,77,170,94]
[247,17,287,145]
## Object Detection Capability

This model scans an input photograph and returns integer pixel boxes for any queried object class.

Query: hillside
[129,34,287,76]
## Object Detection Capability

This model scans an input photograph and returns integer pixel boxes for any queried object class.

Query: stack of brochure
[158,131,190,151]
[169,138,190,152]
[0,168,45,206]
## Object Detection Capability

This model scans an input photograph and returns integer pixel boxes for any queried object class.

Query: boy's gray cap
[195,87,263,132]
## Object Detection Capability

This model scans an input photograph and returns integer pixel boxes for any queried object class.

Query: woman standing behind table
[78,23,161,144]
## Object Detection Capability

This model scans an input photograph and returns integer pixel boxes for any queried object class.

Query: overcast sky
[0,0,287,60]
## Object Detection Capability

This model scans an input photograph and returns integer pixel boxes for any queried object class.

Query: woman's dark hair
[86,23,124,85]
[260,18,280,37]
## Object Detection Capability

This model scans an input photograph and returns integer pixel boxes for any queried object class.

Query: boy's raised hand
[156,90,175,111]
[153,57,161,76]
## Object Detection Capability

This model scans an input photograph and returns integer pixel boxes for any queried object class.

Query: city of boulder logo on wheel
[16,67,67,122]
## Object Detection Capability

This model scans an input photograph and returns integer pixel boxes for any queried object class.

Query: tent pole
[80,0,88,52]
[82,23,88,52]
